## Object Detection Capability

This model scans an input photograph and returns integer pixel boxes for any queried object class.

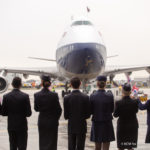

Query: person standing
[34,75,62,150]
[90,76,115,150]
[0,98,1,114]
[64,77,91,150]
[138,99,150,143]
[114,83,139,150]
[1,77,32,150]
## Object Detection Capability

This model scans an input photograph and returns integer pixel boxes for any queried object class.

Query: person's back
[34,88,62,125]
[34,75,62,150]
[2,89,31,130]
[64,90,90,133]
[90,90,114,122]
[114,83,138,150]
[115,96,138,122]
[64,77,90,150]
[90,76,115,150]
[1,77,32,150]
[138,99,150,143]
[0,99,2,115]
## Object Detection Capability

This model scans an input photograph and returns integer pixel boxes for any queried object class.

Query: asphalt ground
[0,89,150,150]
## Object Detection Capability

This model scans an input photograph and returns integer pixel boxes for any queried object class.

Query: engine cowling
[0,76,9,93]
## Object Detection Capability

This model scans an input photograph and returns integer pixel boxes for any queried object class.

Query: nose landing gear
[61,82,71,97]
[62,90,71,97]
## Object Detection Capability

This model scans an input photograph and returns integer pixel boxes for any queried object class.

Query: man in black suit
[0,102,1,115]
[1,77,32,150]
[34,75,62,150]
[64,77,91,150]
[138,99,150,143]
[0,99,2,114]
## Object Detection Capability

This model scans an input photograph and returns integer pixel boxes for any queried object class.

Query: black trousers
[8,130,27,150]
[68,133,86,150]
[38,126,58,150]
[145,125,150,143]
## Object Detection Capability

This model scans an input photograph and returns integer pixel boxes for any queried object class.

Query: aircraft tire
[62,90,65,97]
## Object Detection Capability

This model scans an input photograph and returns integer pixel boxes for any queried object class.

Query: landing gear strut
[110,75,118,87]
[82,80,89,94]
[61,82,71,97]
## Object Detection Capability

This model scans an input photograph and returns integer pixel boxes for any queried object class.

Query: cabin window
[72,21,93,26]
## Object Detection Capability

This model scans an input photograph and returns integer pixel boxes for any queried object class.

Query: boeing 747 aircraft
[0,17,150,96]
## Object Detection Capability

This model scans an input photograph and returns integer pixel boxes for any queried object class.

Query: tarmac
[0,89,150,150]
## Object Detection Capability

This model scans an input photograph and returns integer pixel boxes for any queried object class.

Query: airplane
[0,17,150,96]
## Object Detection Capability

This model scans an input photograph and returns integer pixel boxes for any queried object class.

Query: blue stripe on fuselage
[56,43,106,75]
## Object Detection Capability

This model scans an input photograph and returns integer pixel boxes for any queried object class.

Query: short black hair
[41,75,51,82]
[97,81,106,88]
[12,77,22,88]
[70,77,81,89]
[123,83,131,92]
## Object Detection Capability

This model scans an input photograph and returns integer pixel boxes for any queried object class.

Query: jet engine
[0,76,8,93]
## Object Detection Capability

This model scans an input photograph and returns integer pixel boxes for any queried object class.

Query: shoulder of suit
[4,90,29,98]
[34,89,45,96]
[3,92,11,98]
[34,90,42,96]
[3,91,16,97]
[105,91,113,97]
[19,91,29,97]
[115,99,122,105]
[80,92,89,98]
[64,92,88,99]
[50,91,58,97]
[132,99,139,104]
[90,90,113,97]
[64,93,71,99]
[90,90,99,97]
[34,90,58,96]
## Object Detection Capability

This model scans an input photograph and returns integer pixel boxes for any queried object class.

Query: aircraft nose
[59,43,105,74]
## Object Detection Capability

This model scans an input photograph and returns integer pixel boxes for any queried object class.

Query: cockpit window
[72,21,93,26]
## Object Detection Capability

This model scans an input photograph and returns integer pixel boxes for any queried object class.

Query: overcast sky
[0,0,150,79]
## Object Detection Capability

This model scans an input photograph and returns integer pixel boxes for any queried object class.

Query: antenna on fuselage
[86,6,91,18]
[86,6,90,13]
[71,15,74,21]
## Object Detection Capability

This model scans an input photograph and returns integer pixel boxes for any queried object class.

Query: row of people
[0,76,149,150]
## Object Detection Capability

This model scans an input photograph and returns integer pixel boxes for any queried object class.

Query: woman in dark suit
[114,83,139,150]
[34,75,62,150]
[90,76,115,150]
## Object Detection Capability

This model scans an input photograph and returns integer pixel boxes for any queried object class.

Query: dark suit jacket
[114,96,138,128]
[64,90,91,134]
[0,102,1,115]
[34,88,62,128]
[90,90,114,122]
[1,89,32,131]
[138,99,150,125]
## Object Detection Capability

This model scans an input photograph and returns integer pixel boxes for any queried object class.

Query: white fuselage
[56,19,107,80]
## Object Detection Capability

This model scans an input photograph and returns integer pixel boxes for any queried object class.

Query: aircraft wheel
[62,90,65,97]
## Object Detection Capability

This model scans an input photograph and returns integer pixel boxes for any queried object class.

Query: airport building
[133,77,150,87]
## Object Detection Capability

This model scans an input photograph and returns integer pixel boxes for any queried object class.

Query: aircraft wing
[103,65,150,76]
[0,67,66,81]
